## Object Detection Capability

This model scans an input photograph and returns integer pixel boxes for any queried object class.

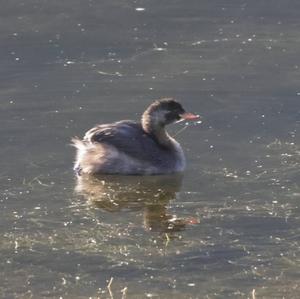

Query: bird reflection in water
[75,174,195,234]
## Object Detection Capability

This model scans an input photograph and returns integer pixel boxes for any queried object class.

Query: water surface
[1,1,299,298]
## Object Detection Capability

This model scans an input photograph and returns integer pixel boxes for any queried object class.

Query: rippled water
[1,1,299,298]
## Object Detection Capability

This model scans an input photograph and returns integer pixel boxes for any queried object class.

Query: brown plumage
[72,98,199,175]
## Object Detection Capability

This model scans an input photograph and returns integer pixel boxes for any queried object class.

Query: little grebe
[72,98,199,175]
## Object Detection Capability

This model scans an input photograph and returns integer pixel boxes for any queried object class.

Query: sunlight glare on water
[0,0,299,298]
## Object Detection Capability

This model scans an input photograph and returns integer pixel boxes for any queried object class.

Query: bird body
[72,99,198,175]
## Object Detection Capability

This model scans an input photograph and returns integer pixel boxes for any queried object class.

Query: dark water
[1,1,299,298]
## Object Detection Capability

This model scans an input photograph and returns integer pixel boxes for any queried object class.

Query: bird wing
[83,120,169,165]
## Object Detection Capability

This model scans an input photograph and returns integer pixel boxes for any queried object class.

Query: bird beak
[179,112,200,121]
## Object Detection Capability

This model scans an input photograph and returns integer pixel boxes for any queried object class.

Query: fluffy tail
[71,137,107,175]
[71,137,86,175]
[71,137,86,150]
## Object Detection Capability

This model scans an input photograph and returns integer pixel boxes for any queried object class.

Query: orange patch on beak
[180,112,200,121]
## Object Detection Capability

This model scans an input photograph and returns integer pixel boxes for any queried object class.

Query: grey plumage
[71,99,195,175]
[83,120,178,168]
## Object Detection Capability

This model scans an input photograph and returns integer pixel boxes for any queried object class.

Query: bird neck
[141,113,171,147]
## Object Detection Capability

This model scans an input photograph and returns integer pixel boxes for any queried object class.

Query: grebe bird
[72,98,199,175]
